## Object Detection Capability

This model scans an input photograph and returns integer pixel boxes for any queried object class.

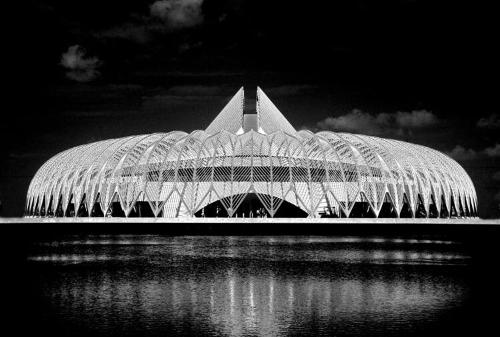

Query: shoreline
[4,217,500,237]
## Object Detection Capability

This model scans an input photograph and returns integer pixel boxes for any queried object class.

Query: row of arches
[25,129,477,220]
[27,189,478,219]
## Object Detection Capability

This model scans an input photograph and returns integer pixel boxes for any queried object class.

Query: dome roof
[26,88,477,218]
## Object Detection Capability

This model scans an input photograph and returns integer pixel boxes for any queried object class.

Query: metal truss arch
[26,87,478,219]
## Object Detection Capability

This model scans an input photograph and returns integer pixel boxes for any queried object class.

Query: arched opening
[318,203,346,218]
[40,199,46,216]
[415,194,427,218]
[194,193,308,218]
[27,198,34,215]
[65,195,75,217]
[440,195,449,218]
[128,201,155,217]
[195,199,226,218]
[33,197,40,216]
[473,203,479,217]
[428,195,439,218]
[463,197,470,217]
[273,198,308,218]
[458,196,465,217]
[91,201,104,217]
[108,202,125,217]
[54,197,64,217]
[378,193,398,218]
[399,194,413,218]
[449,196,458,218]
[46,195,54,216]
[233,193,266,218]
[349,193,376,218]
[89,193,104,217]
[73,194,88,217]
[104,192,125,217]
[77,202,88,217]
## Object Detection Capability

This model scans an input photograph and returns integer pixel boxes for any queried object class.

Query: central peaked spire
[256,87,297,135]
[205,87,297,135]
[205,87,244,135]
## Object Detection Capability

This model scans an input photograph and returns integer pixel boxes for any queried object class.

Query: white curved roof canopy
[26,88,477,218]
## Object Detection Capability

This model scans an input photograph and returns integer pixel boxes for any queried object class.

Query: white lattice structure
[25,88,478,218]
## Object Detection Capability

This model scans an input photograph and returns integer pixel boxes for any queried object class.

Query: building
[25,87,478,218]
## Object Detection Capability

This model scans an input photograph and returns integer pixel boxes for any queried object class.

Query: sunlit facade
[25,87,478,218]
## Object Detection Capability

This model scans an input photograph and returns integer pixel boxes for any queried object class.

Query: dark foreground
[16,222,500,336]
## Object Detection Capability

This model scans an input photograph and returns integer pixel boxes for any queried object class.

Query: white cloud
[394,110,438,128]
[60,45,101,82]
[316,109,438,136]
[447,145,478,161]
[97,0,205,42]
[317,109,380,134]
[150,0,204,29]
[98,23,150,44]
[447,143,500,160]
[484,143,500,157]
[477,114,500,129]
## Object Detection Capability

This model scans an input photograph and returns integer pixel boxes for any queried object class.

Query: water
[23,235,499,336]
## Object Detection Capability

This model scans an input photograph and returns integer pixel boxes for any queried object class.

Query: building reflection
[29,236,469,336]
[50,268,463,337]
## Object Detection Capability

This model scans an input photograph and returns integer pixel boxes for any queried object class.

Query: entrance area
[194,193,308,218]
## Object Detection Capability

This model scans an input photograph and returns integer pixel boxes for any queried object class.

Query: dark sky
[1,0,499,217]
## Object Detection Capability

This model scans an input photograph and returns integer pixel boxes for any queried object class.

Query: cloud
[447,145,478,161]
[484,143,500,157]
[477,114,500,129]
[97,1,205,43]
[447,143,500,160]
[60,45,101,82]
[394,110,438,128]
[493,171,500,181]
[316,109,438,137]
[98,23,151,44]
[178,41,203,53]
[150,0,204,29]
[317,109,380,133]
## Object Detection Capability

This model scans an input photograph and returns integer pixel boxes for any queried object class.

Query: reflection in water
[27,236,476,337]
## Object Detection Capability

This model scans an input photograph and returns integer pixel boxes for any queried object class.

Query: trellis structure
[25,87,478,218]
